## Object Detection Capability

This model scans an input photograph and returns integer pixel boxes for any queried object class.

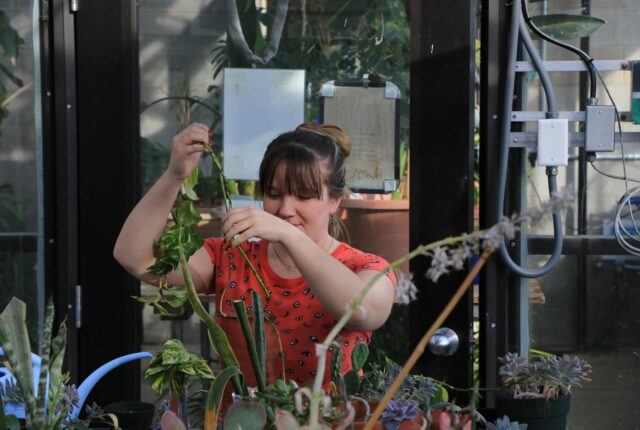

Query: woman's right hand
[167,123,212,181]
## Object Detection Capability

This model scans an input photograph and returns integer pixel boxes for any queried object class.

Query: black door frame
[41,0,486,403]
[44,0,141,403]
[409,0,477,394]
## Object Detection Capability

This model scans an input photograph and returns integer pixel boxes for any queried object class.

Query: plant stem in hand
[178,234,246,396]
[204,145,270,300]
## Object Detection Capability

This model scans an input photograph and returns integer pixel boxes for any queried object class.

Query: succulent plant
[485,415,527,430]
[361,358,444,411]
[498,352,592,399]
[381,399,421,430]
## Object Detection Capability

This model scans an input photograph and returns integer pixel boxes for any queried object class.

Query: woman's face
[262,170,340,243]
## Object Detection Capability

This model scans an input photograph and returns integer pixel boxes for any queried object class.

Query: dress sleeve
[342,252,397,286]
[203,237,225,264]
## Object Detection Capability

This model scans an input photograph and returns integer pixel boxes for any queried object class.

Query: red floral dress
[203,238,396,385]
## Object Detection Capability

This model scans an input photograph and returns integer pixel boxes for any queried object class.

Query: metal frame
[409,0,476,394]
[50,0,81,381]
[479,0,520,409]
[73,0,141,403]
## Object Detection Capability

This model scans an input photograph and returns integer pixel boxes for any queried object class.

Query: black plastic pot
[104,401,155,430]
[495,392,571,430]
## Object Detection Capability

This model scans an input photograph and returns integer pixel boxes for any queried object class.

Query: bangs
[259,144,325,199]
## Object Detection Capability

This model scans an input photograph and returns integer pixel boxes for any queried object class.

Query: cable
[520,0,597,100]
[589,161,640,185]
[497,0,564,278]
[518,12,558,117]
[615,187,640,255]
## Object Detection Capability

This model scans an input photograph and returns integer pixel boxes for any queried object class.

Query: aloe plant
[0,297,72,429]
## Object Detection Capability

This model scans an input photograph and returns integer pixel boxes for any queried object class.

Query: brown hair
[258,123,351,238]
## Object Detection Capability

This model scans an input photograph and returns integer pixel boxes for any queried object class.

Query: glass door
[0,0,45,348]
[523,2,640,427]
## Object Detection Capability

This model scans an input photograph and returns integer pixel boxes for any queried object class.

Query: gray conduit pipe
[496,0,564,277]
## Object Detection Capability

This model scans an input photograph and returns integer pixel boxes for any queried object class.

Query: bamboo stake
[363,248,492,430]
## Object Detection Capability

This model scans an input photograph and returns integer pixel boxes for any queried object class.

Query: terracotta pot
[339,199,409,273]
[428,409,471,430]
[331,400,382,430]
[398,412,427,430]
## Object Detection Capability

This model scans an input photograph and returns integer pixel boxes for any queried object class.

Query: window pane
[524,2,640,428]
[0,0,44,347]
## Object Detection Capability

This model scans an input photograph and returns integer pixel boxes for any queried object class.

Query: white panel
[537,119,569,166]
[223,68,305,180]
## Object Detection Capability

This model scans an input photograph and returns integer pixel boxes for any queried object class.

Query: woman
[114,122,396,384]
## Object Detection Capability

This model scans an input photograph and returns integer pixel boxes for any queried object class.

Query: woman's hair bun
[296,122,351,158]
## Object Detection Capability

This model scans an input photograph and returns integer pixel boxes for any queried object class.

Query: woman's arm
[282,230,395,331]
[113,123,214,293]
[221,207,395,331]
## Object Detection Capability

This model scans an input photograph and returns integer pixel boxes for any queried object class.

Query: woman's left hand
[222,207,298,246]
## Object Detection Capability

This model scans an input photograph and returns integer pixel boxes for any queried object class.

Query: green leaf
[432,383,449,405]
[189,353,215,379]
[0,62,23,87]
[0,298,36,417]
[274,379,289,396]
[530,14,606,40]
[232,300,265,391]
[205,366,242,427]
[3,414,20,430]
[251,291,266,384]
[46,321,68,426]
[145,339,213,396]
[344,370,361,396]
[223,401,267,430]
[330,340,343,389]
[176,195,202,226]
[164,286,188,308]
[0,11,23,65]
[350,342,369,372]
[182,164,200,201]
[162,339,192,365]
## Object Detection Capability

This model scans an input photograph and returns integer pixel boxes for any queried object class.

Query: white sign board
[223,68,305,180]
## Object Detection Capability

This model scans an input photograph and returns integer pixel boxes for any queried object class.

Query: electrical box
[585,105,615,152]
[537,119,568,166]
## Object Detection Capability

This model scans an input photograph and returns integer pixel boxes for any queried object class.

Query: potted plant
[0,297,123,430]
[495,352,592,430]
[145,338,214,428]
[141,117,571,430]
